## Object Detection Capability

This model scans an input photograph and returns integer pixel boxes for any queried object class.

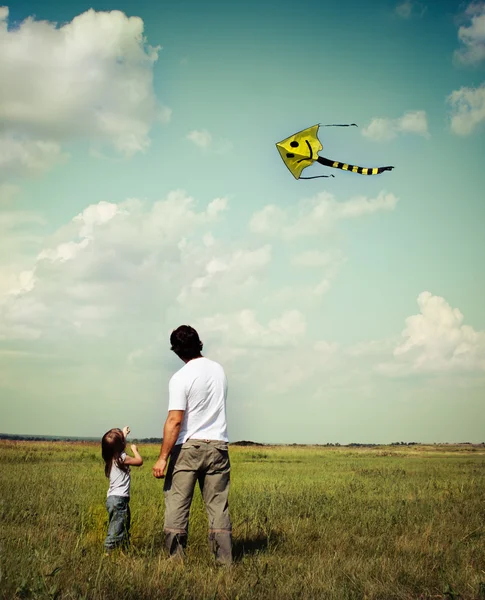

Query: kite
[276,123,394,180]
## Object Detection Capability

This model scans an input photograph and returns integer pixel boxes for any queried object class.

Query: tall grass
[1,441,484,599]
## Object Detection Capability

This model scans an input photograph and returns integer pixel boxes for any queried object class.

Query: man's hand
[122,426,130,439]
[152,458,167,479]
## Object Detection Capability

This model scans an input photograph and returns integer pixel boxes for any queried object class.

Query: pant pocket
[211,445,230,470]
[214,443,228,452]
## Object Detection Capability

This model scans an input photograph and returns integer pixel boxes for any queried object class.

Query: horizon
[1,0,484,444]
[1,432,484,447]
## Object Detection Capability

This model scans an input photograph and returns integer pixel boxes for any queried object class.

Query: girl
[101,426,143,552]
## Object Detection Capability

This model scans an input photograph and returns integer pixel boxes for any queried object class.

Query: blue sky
[1,0,484,443]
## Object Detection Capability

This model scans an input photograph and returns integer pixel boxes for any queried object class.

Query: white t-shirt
[168,356,229,444]
[107,452,130,497]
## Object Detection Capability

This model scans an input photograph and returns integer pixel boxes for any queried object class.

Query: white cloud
[314,279,331,296]
[250,191,398,240]
[447,83,485,135]
[176,244,271,304]
[186,129,232,154]
[258,250,346,311]
[361,119,397,143]
[186,129,212,148]
[73,200,123,240]
[362,110,429,141]
[203,233,215,247]
[0,191,251,341]
[336,193,398,218]
[377,292,485,375]
[0,187,347,406]
[3,179,483,442]
[249,191,393,302]
[186,310,341,396]
[314,340,339,354]
[249,205,286,237]
[0,6,168,181]
[37,239,90,263]
[198,309,306,349]
[398,111,429,136]
[128,307,333,398]
[34,201,123,264]
[0,135,67,178]
[206,197,228,218]
[395,1,427,19]
[454,2,485,66]
[0,181,420,432]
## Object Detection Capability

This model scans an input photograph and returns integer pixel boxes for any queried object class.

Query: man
[152,325,232,564]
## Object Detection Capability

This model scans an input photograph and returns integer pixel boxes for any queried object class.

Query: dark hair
[101,428,128,478]
[170,325,203,361]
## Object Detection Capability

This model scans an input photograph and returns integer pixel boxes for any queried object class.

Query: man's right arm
[152,374,187,479]
[152,410,184,478]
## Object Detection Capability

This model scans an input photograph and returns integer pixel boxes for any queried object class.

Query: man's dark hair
[170,325,203,361]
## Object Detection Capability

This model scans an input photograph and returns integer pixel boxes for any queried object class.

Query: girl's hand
[122,426,130,439]
[124,444,143,466]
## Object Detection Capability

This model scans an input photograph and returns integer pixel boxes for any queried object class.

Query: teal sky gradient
[1,0,484,443]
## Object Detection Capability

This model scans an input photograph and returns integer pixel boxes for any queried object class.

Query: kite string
[300,174,335,179]
[321,123,358,127]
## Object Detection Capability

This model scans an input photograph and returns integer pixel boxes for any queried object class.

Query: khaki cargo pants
[163,439,232,564]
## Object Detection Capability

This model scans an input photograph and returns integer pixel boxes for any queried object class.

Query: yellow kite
[276,123,394,180]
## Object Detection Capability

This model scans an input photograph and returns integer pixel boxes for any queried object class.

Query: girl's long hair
[101,428,129,478]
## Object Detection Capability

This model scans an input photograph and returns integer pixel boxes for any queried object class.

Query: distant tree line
[1,433,483,446]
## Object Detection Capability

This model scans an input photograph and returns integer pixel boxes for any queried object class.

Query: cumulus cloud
[250,191,398,240]
[186,129,232,154]
[377,292,485,375]
[0,182,403,420]
[186,129,212,148]
[0,6,168,181]
[176,244,271,304]
[447,83,485,135]
[128,306,341,400]
[4,182,483,441]
[362,111,429,141]
[0,135,67,178]
[196,309,306,350]
[454,2,485,66]
[186,309,341,396]
[0,191,264,342]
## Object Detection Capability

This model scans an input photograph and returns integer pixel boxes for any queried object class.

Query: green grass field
[1,441,484,599]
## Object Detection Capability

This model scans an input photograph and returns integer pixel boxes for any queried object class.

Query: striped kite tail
[317,156,394,175]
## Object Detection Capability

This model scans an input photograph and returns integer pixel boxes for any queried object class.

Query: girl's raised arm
[124,444,143,467]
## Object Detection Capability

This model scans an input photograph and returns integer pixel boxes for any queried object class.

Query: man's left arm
[152,410,185,478]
